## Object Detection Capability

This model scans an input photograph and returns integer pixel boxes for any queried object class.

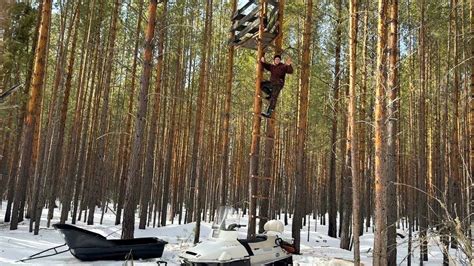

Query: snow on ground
[0,201,467,265]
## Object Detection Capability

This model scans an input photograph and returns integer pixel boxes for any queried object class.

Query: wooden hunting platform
[229,0,280,50]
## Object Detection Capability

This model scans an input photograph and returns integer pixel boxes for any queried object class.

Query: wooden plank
[266,7,278,32]
[232,0,256,20]
[231,15,258,32]
[238,37,275,51]
[232,13,245,22]
[231,6,259,32]
[231,20,247,32]
[234,19,260,40]
[267,0,278,7]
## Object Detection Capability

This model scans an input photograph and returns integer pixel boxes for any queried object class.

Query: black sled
[53,223,167,261]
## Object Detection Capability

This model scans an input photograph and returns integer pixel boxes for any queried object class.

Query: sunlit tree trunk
[247,0,266,241]
[373,0,388,264]
[10,0,52,231]
[418,0,429,261]
[138,0,167,230]
[191,0,212,243]
[348,0,360,262]
[122,0,158,239]
[386,0,399,264]
[293,0,312,254]
[258,0,285,233]
[219,0,237,207]
[115,0,144,226]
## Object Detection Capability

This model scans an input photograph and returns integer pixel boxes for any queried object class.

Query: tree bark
[122,0,158,239]
[60,0,95,224]
[10,0,52,231]
[116,0,144,226]
[469,0,474,262]
[328,0,342,239]
[418,0,428,261]
[87,0,121,225]
[386,0,399,264]
[247,0,266,241]
[373,0,388,264]
[348,0,360,262]
[191,0,212,244]
[138,0,167,230]
[259,0,285,234]
[293,0,312,254]
[220,0,237,208]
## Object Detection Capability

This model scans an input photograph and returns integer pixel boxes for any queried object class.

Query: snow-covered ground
[0,202,467,265]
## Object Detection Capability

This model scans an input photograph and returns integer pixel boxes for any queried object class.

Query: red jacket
[261,62,294,87]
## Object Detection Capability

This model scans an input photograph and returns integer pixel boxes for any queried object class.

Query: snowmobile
[180,207,295,265]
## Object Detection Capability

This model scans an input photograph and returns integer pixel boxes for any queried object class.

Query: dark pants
[261,81,282,111]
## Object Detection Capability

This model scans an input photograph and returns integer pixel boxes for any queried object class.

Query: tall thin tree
[386,0,399,264]
[247,0,266,241]
[373,0,388,264]
[348,0,360,263]
[328,0,342,238]
[219,0,237,207]
[122,0,158,239]
[418,0,428,261]
[139,0,167,230]
[293,0,312,254]
[10,0,52,231]
[191,0,212,244]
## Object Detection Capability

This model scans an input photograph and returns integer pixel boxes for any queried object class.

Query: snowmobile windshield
[211,206,241,232]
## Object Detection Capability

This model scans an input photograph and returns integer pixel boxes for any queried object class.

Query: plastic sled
[53,223,167,261]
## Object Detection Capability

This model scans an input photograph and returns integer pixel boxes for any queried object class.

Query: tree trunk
[60,0,95,224]
[10,0,52,231]
[293,0,312,254]
[340,116,352,249]
[450,0,462,251]
[418,0,428,261]
[46,1,80,228]
[348,0,360,262]
[359,0,369,237]
[328,0,342,239]
[121,0,158,239]
[386,0,399,264]
[259,0,285,234]
[87,0,121,225]
[247,0,266,241]
[469,0,474,262]
[116,0,144,226]
[373,0,388,264]
[161,4,181,227]
[138,0,167,230]
[219,0,237,207]
[191,0,212,244]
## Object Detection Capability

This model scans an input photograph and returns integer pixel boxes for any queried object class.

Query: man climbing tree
[260,54,293,118]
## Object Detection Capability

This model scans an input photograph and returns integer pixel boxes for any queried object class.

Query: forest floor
[0,202,467,265]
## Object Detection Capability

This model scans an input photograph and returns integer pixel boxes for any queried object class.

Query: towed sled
[52,224,167,261]
[180,207,295,265]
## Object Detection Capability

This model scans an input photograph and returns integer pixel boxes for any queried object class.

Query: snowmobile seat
[237,235,267,244]
[237,235,269,256]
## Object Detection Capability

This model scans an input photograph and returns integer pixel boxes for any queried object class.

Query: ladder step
[252,195,272,200]
[252,134,278,141]
[251,175,273,180]
[251,112,278,121]
[249,153,275,160]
